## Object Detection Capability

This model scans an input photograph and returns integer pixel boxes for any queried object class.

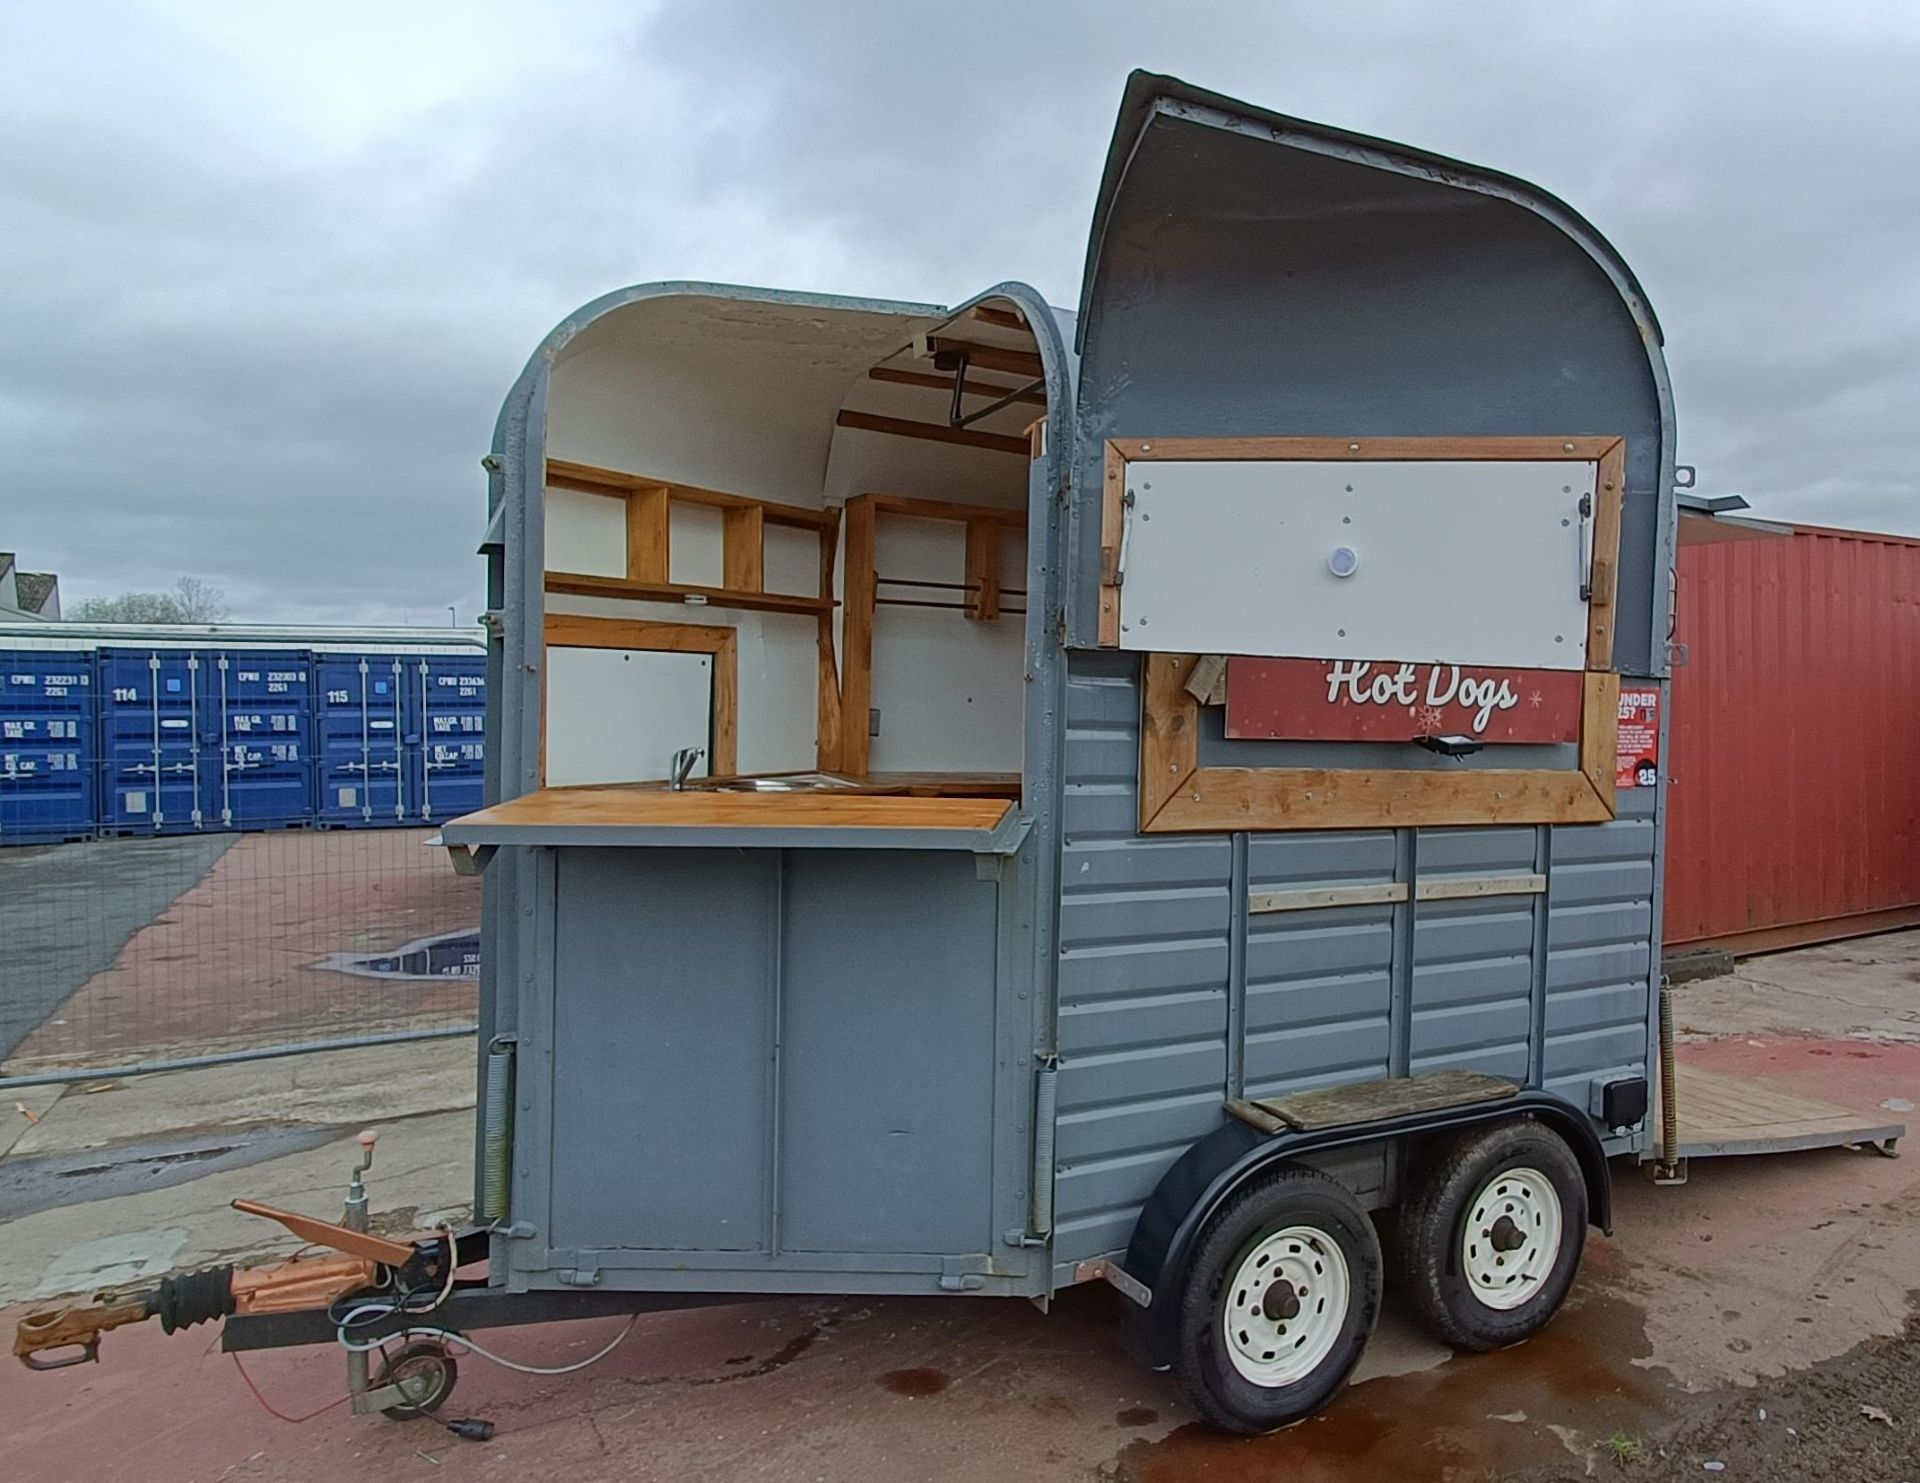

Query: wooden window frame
[1116,436,1627,833]
[541,613,738,783]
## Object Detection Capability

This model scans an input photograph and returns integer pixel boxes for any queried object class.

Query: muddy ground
[1532,1309,1920,1483]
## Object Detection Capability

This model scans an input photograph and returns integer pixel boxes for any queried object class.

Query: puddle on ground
[318,928,479,981]
[1117,1405,1161,1427]
[1116,1291,1666,1483]
[879,1366,952,1396]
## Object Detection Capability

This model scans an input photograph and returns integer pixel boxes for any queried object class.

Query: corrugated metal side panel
[1411,828,1538,1084]
[1545,788,1656,1106]
[1666,529,1920,946]
[0,649,94,844]
[1243,831,1394,1098]
[1052,651,1231,1265]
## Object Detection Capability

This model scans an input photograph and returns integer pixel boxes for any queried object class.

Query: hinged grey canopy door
[1066,72,1674,678]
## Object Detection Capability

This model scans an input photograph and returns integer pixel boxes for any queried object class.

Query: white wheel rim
[1461,1166,1563,1310]
[1220,1224,1351,1386]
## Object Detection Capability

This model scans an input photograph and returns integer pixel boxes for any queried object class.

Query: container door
[315,655,406,825]
[207,650,315,829]
[98,649,203,833]
[0,649,94,845]
[411,654,485,821]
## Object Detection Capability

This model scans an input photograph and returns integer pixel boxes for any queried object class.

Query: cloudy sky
[4,2,1917,626]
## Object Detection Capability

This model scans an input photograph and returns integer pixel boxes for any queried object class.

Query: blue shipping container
[204,650,315,828]
[97,648,206,833]
[0,649,95,844]
[315,654,412,825]
[413,654,486,822]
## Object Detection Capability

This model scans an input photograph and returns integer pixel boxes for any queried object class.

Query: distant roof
[14,572,58,614]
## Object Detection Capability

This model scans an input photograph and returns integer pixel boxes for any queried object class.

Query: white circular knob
[1328,546,1360,578]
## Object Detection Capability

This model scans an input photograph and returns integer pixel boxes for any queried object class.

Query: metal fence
[0,825,478,1088]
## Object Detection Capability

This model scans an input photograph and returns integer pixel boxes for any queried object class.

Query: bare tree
[71,577,230,624]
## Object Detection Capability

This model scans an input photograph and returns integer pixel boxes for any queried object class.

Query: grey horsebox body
[443,72,1679,1430]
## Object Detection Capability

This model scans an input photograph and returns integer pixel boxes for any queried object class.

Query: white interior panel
[545,594,818,775]
[1118,459,1597,669]
[546,646,712,787]
[763,524,819,597]
[545,486,627,577]
[669,503,724,588]
[869,514,1025,773]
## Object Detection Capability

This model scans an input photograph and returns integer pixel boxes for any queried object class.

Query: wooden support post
[625,485,669,583]
[816,508,843,773]
[723,504,765,593]
[964,517,1001,621]
[840,497,877,776]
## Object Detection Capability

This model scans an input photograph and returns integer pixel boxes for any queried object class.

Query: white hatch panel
[1117,459,1598,670]
[545,647,712,787]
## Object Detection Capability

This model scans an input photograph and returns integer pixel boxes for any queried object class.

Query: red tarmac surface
[4,1034,1915,1483]
[8,830,477,1072]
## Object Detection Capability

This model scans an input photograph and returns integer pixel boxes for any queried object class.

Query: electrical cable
[333,1306,639,1376]
[230,1351,353,1424]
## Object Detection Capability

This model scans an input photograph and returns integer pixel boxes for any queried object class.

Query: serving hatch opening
[531,287,1061,813]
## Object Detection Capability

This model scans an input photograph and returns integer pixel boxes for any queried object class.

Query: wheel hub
[1260,1279,1302,1322]
[1486,1215,1527,1253]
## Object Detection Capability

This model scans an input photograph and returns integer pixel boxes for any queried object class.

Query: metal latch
[938,1254,992,1292]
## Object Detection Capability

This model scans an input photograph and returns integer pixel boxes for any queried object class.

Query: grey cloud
[4,1,1918,630]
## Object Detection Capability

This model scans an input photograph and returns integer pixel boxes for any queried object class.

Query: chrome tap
[668,746,705,790]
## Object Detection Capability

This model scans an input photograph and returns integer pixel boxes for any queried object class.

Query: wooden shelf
[546,460,837,531]
[545,572,834,616]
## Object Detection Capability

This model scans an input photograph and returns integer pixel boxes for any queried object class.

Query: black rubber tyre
[1393,1118,1588,1352]
[1170,1167,1382,1435]
[375,1339,459,1420]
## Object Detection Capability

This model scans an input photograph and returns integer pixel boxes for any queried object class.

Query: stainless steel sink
[707,773,861,793]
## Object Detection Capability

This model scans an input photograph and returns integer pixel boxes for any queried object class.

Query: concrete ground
[2,937,1918,1481]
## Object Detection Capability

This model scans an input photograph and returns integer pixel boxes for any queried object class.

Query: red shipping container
[1664,518,1920,952]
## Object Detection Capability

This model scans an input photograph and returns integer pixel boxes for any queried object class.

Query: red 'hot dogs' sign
[1225,658,1584,744]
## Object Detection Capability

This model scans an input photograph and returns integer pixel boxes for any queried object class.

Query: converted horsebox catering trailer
[14,73,1899,1435]
[443,72,1678,1433]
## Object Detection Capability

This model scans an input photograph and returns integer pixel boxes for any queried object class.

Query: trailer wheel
[1171,1167,1381,1434]
[1394,1119,1587,1352]
[375,1339,459,1420]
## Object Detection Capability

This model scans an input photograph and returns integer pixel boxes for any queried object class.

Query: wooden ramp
[1674,1064,1904,1159]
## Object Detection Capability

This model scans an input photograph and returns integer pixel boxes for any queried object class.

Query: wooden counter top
[453,787,1014,832]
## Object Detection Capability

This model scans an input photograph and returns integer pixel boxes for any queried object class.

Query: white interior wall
[868,515,1027,774]
[764,525,819,597]
[668,503,725,588]
[545,487,627,577]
